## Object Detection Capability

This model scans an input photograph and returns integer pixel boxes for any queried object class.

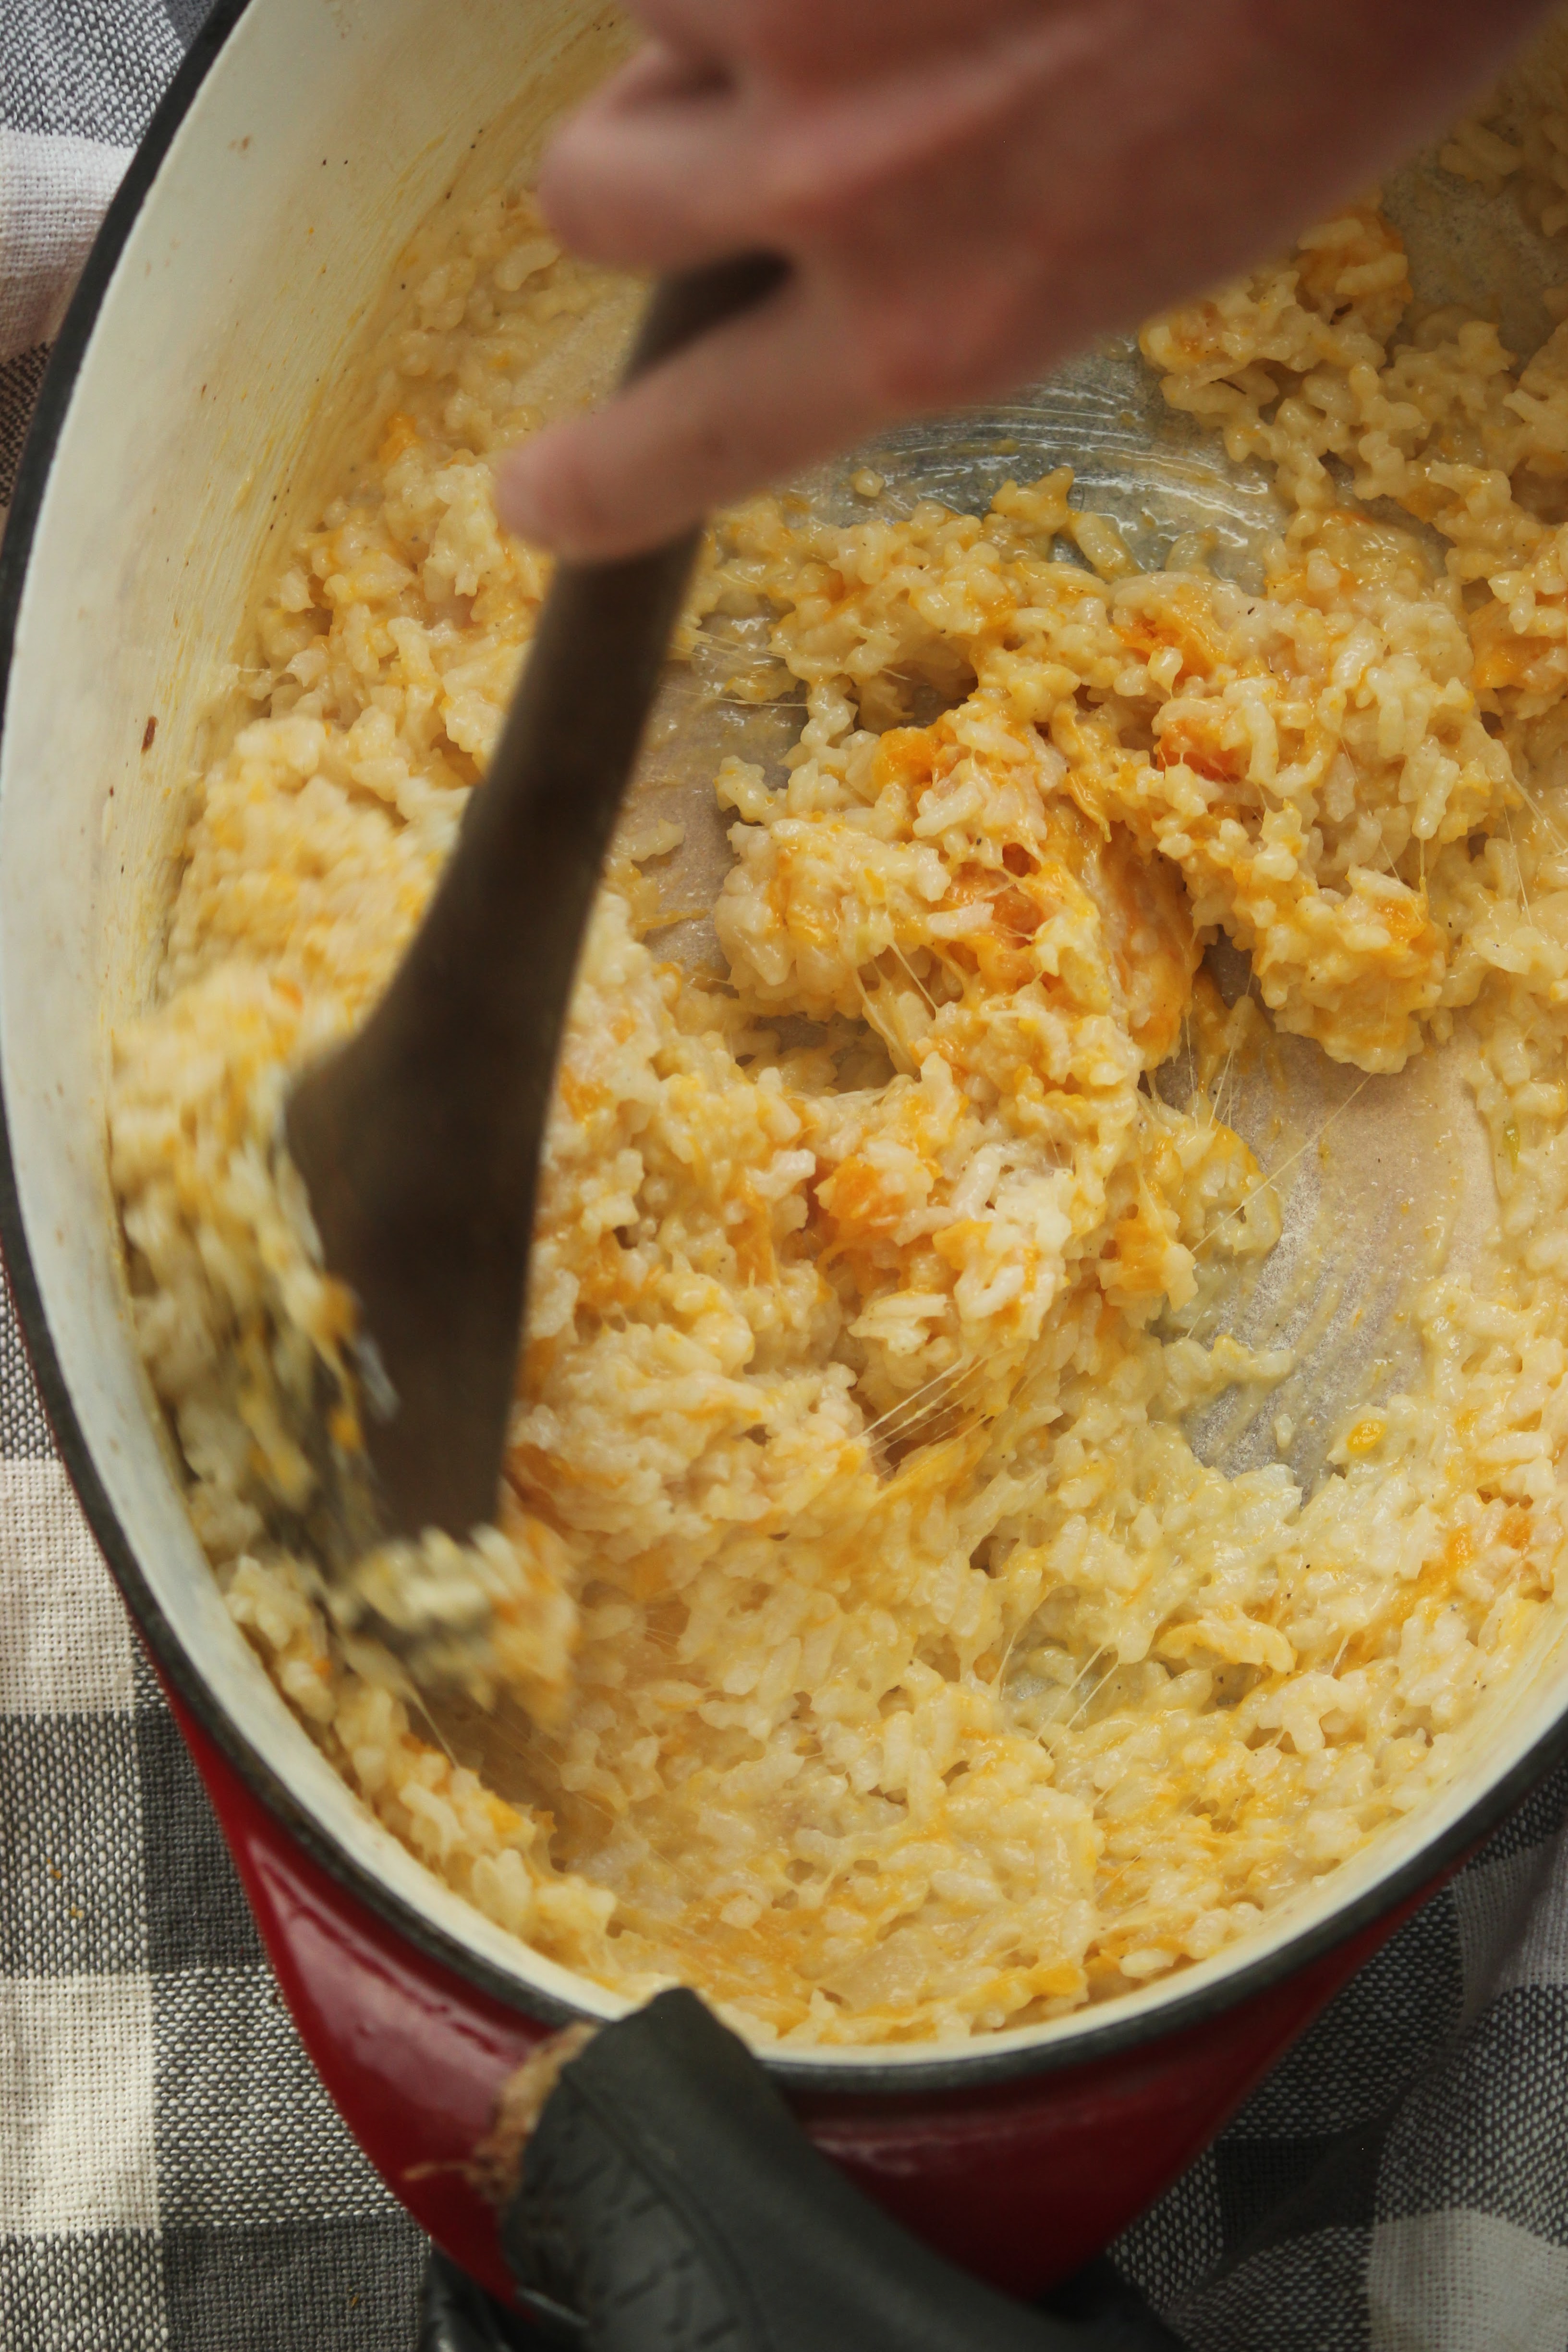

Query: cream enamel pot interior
[4,0,1568,2129]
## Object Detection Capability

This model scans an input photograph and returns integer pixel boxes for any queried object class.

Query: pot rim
[4,0,1568,2098]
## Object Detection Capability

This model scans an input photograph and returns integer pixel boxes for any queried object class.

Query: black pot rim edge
[2,0,1567,2103]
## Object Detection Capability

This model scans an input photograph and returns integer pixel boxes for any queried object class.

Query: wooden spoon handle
[285,254,787,1549]
[629,251,790,376]
[437,249,791,1085]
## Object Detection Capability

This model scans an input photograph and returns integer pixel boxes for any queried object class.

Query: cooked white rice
[109,25,1568,2045]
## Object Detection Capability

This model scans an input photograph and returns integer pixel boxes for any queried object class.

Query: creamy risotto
[109,29,1568,2044]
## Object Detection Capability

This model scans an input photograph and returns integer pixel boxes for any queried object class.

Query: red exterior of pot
[168,1682,1436,2313]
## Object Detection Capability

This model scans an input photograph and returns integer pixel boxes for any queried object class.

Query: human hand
[496,0,1552,560]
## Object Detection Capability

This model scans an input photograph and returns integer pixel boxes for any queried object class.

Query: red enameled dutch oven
[2,0,1567,2321]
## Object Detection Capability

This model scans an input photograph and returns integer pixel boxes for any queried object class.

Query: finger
[623,0,1058,84]
[583,36,728,116]
[538,83,763,272]
[614,0,756,63]
[494,274,881,559]
[541,12,1094,274]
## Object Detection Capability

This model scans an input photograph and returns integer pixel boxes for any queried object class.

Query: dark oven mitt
[418,1987,1187,2351]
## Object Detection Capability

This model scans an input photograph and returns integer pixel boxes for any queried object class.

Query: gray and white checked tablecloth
[7,7,1568,2349]
[3,18,435,2352]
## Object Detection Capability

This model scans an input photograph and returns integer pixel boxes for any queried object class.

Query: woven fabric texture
[0,1465,426,2349]
[0,8,430,2348]
[4,8,1568,2351]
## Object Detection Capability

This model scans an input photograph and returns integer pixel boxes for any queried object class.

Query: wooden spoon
[283,255,786,1670]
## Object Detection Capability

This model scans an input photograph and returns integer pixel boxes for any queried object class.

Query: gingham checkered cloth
[2,22,430,2352]
[6,8,1568,2351]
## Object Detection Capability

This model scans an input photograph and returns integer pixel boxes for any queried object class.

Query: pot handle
[418,2248,550,2349]
[450,1988,1187,2352]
